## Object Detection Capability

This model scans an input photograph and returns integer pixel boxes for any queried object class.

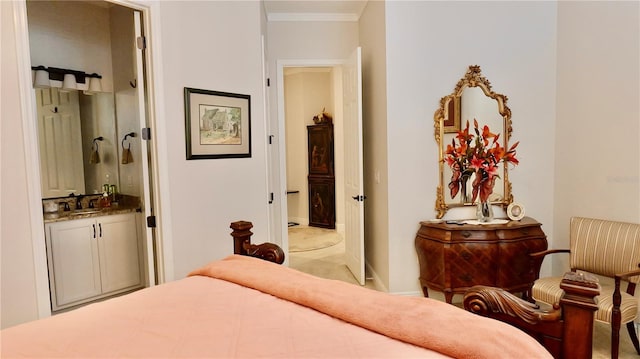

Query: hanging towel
[122,143,133,164]
[89,142,100,164]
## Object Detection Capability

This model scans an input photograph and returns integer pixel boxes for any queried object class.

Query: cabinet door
[307,124,334,175]
[46,219,101,308]
[308,177,335,228]
[97,214,142,293]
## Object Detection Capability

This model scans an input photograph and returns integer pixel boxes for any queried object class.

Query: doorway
[16,0,161,316]
[281,65,349,281]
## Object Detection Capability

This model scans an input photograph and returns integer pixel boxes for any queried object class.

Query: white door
[342,47,365,285]
[36,88,85,197]
[134,11,157,286]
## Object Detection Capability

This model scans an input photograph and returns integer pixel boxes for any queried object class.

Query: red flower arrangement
[445,119,519,203]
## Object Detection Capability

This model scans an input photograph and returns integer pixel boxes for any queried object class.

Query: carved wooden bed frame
[230,220,285,264]
[231,220,598,359]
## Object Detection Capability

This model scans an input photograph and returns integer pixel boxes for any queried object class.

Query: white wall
[1,1,43,329]
[359,0,390,290]
[384,1,558,294]
[156,1,268,279]
[553,2,639,272]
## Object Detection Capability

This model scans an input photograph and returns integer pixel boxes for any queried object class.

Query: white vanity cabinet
[46,213,143,311]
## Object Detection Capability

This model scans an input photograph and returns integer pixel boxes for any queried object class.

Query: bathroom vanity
[44,207,143,312]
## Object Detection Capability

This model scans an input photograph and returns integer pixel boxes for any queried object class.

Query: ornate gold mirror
[434,65,515,218]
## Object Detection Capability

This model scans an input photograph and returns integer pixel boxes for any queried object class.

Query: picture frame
[184,87,251,159]
[444,95,461,133]
[507,202,525,221]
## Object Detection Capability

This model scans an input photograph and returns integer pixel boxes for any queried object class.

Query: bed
[1,221,553,358]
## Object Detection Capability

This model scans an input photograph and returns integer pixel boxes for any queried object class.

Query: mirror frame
[434,65,513,218]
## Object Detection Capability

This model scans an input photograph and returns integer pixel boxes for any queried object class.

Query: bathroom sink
[71,208,103,216]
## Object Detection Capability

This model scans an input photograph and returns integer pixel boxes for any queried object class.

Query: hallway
[288,226,374,288]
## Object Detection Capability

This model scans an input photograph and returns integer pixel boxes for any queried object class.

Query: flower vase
[476,200,494,223]
[460,179,470,203]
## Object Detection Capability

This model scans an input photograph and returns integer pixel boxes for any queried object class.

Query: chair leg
[627,322,640,355]
[612,322,620,359]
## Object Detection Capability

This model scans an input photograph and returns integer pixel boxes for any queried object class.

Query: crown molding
[267,12,359,22]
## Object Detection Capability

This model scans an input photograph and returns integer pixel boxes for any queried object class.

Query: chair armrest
[530,248,571,259]
[529,249,570,279]
[614,264,640,296]
[615,265,640,281]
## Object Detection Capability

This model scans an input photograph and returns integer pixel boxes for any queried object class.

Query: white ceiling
[262,0,368,21]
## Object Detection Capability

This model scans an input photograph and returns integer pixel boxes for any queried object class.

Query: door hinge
[268,135,274,144]
[136,36,147,50]
[268,192,274,204]
[351,195,367,202]
[146,215,156,228]
[141,127,151,140]
[267,78,270,87]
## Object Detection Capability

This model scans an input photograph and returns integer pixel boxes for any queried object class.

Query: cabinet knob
[461,231,472,238]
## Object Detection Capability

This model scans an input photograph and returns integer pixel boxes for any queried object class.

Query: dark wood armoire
[307,124,335,229]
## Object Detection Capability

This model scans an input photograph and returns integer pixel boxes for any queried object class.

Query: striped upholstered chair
[531,217,640,359]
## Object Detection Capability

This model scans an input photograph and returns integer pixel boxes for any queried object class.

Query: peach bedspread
[1,255,550,358]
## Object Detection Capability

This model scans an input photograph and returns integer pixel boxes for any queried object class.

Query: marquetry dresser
[415,217,547,303]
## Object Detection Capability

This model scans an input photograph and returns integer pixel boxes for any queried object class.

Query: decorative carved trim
[464,285,561,325]
[464,273,600,359]
[230,221,285,264]
[243,242,285,264]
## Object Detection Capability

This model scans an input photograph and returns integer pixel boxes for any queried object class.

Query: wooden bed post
[230,220,254,256]
[229,221,285,264]
[558,272,600,359]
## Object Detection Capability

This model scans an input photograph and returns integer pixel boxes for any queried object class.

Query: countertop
[43,204,140,223]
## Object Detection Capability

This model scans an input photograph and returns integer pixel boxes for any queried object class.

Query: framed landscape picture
[184,87,251,159]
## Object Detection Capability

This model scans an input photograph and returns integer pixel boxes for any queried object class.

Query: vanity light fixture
[33,66,50,88]
[60,73,77,93]
[31,66,102,93]
[85,74,103,95]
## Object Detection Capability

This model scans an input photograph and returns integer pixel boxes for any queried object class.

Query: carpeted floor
[288,225,343,252]
[288,227,639,358]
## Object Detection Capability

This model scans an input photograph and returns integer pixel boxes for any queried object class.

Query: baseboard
[287,217,308,226]
[365,261,388,293]
[365,261,422,297]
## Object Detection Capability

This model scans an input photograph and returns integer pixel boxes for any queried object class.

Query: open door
[134,11,156,286]
[342,47,365,285]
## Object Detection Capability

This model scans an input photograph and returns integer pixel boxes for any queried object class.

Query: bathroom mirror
[36,87,120,198]
[434,65,513,218]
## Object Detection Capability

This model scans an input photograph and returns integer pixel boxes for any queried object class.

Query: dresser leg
[445,292,453,304]
[421,286,430,298]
